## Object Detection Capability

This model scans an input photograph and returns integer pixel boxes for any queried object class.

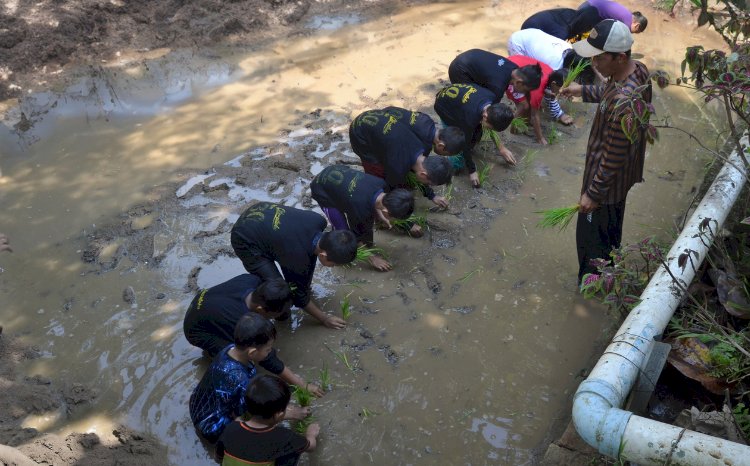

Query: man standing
[560,20,651,282]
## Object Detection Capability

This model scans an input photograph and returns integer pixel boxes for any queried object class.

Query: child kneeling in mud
[216,375,320,465]
[189,314,310,442]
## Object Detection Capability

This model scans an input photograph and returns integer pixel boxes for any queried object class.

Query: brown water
[0,1,727,464]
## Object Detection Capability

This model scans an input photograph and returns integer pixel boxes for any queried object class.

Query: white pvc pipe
[572,135,750,465]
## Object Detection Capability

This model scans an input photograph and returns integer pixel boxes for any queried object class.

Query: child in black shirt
[216,375,319,466]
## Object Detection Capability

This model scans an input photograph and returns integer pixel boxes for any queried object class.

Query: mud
[0,332,166,464]
[0,0,731,464]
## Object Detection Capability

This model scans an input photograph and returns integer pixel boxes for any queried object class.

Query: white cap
[572,19,633,58]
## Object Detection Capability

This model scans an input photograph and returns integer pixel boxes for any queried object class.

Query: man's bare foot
[285,405,312,421]
[558,114,574,126]
[408,224,423,238]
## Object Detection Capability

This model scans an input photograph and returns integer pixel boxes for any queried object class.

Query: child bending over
[216,375,320,466]
[189,314,309,442]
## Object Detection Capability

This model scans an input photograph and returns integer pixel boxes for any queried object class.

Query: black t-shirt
[520,7,600,40]
[381,106,437,156]
[310,165,386,246]
[433,83,497,173]
[231,202,326,308]
[216,421,309,466]
[448,49,517,99]
[349,109,427,189]
[183,274,285,373]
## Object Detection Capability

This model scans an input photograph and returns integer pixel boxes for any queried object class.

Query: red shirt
[505,56,552,109]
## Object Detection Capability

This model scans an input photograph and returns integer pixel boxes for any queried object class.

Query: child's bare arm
[304,423,321,451]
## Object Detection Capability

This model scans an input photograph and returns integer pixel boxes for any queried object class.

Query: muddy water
[0,1,727,464]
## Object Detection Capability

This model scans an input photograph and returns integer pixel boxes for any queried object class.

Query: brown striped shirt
[581,61,651,204]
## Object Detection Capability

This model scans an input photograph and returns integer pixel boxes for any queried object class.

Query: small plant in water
[510,117,529,134]
[477,162,492,186]
[359,407,379,420]
[443,183,454,201]
[513,149,539,182]
[292,384,314,408]
[340,291,353,320]
[293,415,315,434]
[546,126,560,144]
[392,213,428,231]
[325,344,356,371]
[459,267,484,283]
[355,245,386,264]
[536,205,580,232]
[319,365,332,391]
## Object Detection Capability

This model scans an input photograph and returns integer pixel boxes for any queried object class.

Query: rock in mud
[122,286,136,304]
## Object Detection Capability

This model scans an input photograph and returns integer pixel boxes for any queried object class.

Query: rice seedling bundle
[535,205,580,232]
[562,60,590,87]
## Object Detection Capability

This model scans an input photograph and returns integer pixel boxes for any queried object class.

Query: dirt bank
[0,329,167,464]
[0,0,424,101]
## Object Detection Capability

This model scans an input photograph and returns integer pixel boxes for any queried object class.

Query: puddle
[0,1,730,465]
[305,13,363,30]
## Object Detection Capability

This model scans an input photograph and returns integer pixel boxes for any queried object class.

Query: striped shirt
[580,61,651,204]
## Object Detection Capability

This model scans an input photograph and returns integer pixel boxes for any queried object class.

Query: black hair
[422,156,453,186]
[486,103,514,132]
[549,69,569,88]
[633,12,647,32]
[382,189,414,220]
[437,126,465,154]
[252,278,292,321]
[318,230,357,265]
[234,313,276,349]
[516,64,543,90]
[244,375,291,419]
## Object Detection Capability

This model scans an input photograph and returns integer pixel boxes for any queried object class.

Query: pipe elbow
[572,378,632,458]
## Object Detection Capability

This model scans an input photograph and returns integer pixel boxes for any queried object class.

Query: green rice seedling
[546,126,560,145]
[459,267,484,283]
[443,183,454,201]
[513,149,539,183]
[325,344,356,371]
[319,365,332,391]
[355,245,386,264]
[340,291,353,320]
[536,205,580,232]
[360,407,379,420]
[292,384,314,407]
[562,59,590,87]
[510,117,529,134]
[293,415,315,434]
[477,162,492,186]
[391,213,428,231]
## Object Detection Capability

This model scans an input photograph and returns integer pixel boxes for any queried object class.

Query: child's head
[234,313,276,362]
[510,64,543,94]
[251,278,292,321]
[382,189,414,220]
[244,375,291,422]
[548,69,570,94]
[484,103,514,132]
[434,126,465,155]
[317,230,358,267]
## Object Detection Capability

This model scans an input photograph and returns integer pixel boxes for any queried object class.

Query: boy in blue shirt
[189,314,309,442]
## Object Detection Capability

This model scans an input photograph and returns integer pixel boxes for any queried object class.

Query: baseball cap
[572,19,633,58]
